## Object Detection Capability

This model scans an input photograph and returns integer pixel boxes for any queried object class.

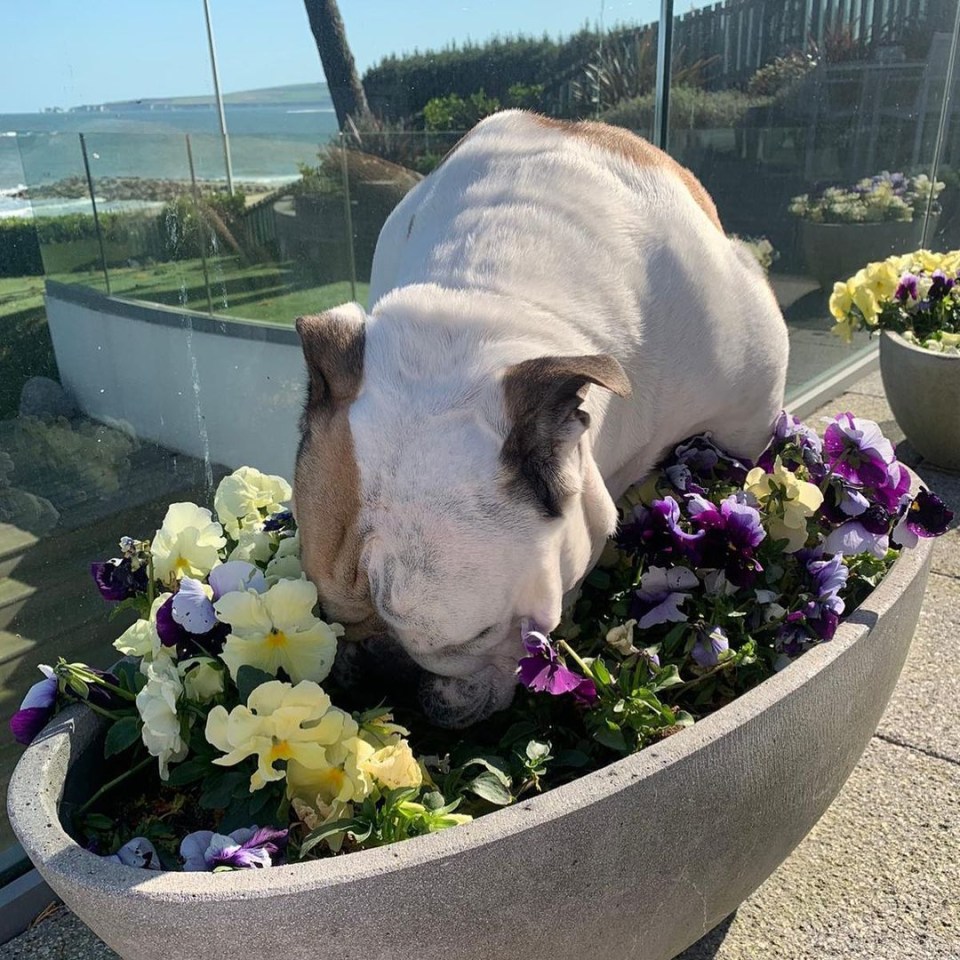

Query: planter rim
[8,514,935,902]
[880,328,960,361]
[795,218,922,228]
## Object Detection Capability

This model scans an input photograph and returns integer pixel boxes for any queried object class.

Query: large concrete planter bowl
[799,218,934,291]
[881,330,960,471]
[8,534,933,960]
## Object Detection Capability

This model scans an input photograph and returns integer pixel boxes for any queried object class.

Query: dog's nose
[331,634,425,708]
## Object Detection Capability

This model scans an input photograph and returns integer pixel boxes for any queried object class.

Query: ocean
[0,103,341,218]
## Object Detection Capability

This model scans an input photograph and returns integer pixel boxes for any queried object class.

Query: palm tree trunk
[302,0,371,129]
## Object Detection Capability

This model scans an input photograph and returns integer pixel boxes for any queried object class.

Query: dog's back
[369,110,788,497]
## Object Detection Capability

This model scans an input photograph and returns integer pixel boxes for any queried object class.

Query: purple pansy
[686,493,766,586]
[928,269,955,302]
[171,562,266,637]
[517,621,598,706]
[665,435,749,490]
[9,665,57,745]
[803,553,849,640]
[892,489,955,547]
[872,460,911,512]
[630,566,699,629]
[823,414,895,487]
[895,274,920,302]
[262,510,294,532]
[180,826,288,871]
[691,625,729,667]
[758,411,824,473]
[617,496,704,560]
[103,837,162,870]
[90,557,148,602]
[823,520,889,559]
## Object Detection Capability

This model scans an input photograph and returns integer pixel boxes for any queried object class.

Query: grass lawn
[0,259,369,417]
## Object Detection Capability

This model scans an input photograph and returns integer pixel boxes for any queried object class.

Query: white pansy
[214,467,292,539]
[227,525,274,564]
[179,657,225,703]
[136,656,188,780]
[151,502,226,586]
[265,532,302,585]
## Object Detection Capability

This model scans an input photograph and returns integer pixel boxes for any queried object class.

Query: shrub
[746,51,818,97]
[601,87,769,132]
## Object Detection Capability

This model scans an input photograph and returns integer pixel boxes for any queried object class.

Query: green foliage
[104,717,142,758]
[363,30,602,123]
[601,86,770,132]
[157,190,247,261]
[423,90,503,132]
[747,51,818,97]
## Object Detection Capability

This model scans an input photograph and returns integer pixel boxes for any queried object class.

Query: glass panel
[645,0,957,398]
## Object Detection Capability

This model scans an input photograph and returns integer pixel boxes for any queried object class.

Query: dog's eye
[472,625,496,642]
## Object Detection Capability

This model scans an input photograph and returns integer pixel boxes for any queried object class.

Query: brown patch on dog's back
[295,309,383,640]
[530,114,723,232]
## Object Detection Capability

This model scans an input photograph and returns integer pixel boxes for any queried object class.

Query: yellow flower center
[173,556,191,575]
[269,740,293,763]
[267,628,288,648]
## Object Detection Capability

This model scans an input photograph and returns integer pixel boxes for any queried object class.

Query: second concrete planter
[880,330,960,471]
[8,533,934,960]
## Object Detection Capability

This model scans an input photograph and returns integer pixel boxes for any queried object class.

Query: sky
[0,0,667,114]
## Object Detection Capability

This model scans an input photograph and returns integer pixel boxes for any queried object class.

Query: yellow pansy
[745,457,824,553]
[205,679,354,791]
[152,502,225,587]
[286,733,373,807]
[359,740,423,790]
[265,532,302,585]
[113,592,172,661]
[861,260,900,303]
[214,466,292,539]
[215,578,343,685]
[829,281,854,321]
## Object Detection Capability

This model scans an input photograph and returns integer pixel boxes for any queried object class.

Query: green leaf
[465,771,513,806]
[592,724,628,753]
[112,659,141,695]
[80,813,116,832]
[651,664,683,691]
[165,757,211,787]
[235,665,276,704]
[421,790,447,812]
[199,771,248,810]
[300,819,371,858]
[103,716,142,758]
[460,755,512,786]
[592,658,613,686]
[554,748,592,768]
[585,568,611,589]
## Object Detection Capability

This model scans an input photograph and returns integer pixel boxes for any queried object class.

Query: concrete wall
[44,281,305,479]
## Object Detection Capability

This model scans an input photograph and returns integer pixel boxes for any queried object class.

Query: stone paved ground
[3,371,958,960]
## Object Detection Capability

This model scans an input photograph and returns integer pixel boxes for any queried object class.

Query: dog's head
[294,301,631,727]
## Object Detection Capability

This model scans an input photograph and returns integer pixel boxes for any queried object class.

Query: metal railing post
[186,134,215,315]
[79,133,111,295]
[654,0,675,150]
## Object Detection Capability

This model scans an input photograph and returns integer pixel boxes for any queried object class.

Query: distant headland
[50,82,332,114]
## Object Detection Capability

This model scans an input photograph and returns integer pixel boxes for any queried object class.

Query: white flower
[215,578,343,685]
[179,657,225,703]
[265,532,302,585]
[605,619,639,656]
[113,593,172,661]
[151,502,225,586]
[227,525,274,564]
[136,657,188,780]
[214,467,291,539]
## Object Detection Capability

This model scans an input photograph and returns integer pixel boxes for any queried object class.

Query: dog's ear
[500,354,631,517]
[296,303,366,409]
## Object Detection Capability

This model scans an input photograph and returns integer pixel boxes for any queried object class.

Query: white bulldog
[294,110,788,727]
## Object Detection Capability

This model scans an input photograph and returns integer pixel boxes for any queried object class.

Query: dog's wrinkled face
[294,303,630,728]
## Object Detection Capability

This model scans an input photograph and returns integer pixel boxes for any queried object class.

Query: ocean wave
[285,108,335,114]
[0,183,28,197]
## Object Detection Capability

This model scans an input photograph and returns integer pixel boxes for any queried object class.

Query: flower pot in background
[800,217,937,291]
[7,532,933,960]
[880,330,960,471]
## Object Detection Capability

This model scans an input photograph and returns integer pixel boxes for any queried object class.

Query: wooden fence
[616,0,946,89]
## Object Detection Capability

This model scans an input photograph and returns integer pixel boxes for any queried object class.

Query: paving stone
[876,572,960,762]
[847,369,886,399]
[677,739,960,960]
[2,905,118,960]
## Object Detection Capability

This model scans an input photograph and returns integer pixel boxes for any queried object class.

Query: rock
[19,376,77,421]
